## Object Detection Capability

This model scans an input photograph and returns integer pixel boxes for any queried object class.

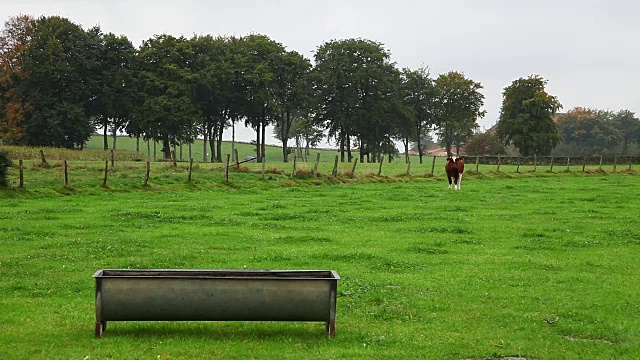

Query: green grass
[1,172,640,359]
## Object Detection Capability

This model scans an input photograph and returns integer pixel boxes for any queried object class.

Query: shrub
[0,149,13,187]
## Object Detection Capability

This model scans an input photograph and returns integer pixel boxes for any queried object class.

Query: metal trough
[93,269,339,338]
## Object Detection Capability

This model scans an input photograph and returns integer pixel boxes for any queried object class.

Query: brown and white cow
[445,157,465,190]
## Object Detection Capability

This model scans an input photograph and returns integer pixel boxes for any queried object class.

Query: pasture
[1,171,640,359]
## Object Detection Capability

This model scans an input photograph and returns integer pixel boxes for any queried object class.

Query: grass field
[1,168,640,359]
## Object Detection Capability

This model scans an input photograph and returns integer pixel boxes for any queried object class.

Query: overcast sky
[2,0,639,145]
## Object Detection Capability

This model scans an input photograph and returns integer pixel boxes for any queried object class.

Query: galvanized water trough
[93,269,339,338]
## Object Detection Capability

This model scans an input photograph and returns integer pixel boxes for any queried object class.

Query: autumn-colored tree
[555,107,622,156]
[464,131,506,156]
[0,15,34,143]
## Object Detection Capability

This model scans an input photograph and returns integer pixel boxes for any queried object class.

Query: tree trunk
[446,140,453,157]
[339,131,345,162]
[136,135,140,153]
[112,126,117,151]
[404,139,410,163]
[261,117,266,163]
[255,122,261,162]
[282,110,290,163]
[103,122,109,150]
[231,120,236,162]
[216,126,223,162]
[162,139,171,159]
[203,127,208,162]
[347,134,352,162]
[211,123,218,161]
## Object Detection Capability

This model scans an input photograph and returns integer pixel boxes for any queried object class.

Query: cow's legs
[457,173,463,190]
[448,176,453,189]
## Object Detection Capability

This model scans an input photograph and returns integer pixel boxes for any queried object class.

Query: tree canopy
[17,15,640,160]
[434,71,485,157]
[496,75,562,156]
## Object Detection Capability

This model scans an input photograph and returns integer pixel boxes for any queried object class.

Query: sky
[2,0,639,146]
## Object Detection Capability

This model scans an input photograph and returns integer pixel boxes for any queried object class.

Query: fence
[3,152,639,190]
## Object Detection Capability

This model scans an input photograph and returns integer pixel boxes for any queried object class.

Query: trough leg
[328,281,337,338]
[95,321,103,338]
[327,320,336,338]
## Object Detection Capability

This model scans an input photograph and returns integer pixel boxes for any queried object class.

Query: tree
[136,34,199,159]
[0,15,35,144]
[401,67,436,164]
[191,35,242,162]
[236,34,285,162]
[555,107,621,156]
[1,16,99,148]
[274,116,325,157]
[272,50,313,162]
[612,109,639,155]
[496,75,562,156]
[433,71,485,157]
[314,38,400,163]
[464,131,505,156]
[93,33,136,150]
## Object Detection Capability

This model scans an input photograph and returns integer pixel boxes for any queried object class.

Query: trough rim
[93,269,340,280]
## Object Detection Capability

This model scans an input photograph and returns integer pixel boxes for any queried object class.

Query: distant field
[1,174,640,359]
[85,135,332,164]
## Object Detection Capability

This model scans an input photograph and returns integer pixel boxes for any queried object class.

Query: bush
[0,149,12,187]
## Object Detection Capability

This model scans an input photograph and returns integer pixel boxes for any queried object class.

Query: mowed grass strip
[1,175,639,359]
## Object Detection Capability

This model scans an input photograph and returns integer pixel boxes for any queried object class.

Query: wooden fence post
[582,156,587,172]
[533,154,537,172]
[292,154,297,176]
[613,156,617,173]
[224,154,230,184]
[332,155,339,177]
[566,157,570,172]
[516,157,520,173]
[629,156,633,171]
[39,149,48,167]
[378,155,384,176]
[261,157,266,180]
[188,158,193,182]
[110,149,115,169]
[351,158,358,178]
[144,161,150,186]
[63,160,69,187]
[431,156,437,176]
[550,157,554,172]
[599,155,603,171]
[497,155,501,172]
[19,159,24,188]
[103,160,109,187]
[475,156,479,173]
[313,153,321,177]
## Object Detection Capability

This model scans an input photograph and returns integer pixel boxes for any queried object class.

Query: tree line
[0,15,488,163]
[2,15,637,163]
